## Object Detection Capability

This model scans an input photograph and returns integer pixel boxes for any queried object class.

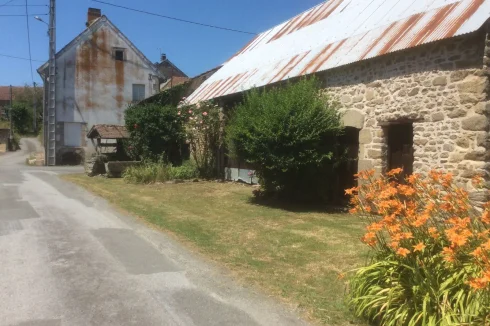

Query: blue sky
[0,0,323,86]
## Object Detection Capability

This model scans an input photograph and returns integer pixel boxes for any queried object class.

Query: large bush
[11,103,33,135]
[348,169,490,325]
[9,85,43,135]
[226,78,344,201]
[125,103,185,163]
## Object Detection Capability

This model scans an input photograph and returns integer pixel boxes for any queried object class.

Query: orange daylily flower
[482,211,490,225]
[442,247,456,263]
[413,242,426,252]
[412,214,430,227]
[472,247,485,259]
[468,278,488,290]
[387,168,403,177]
[387,224,402,234]
[482,239,490,251]
[345,187,358,195]
[407,174,419,184]
[389,241,400,249]
[361,232,377,246]
[441,173,453,187]
[428,227,440,239]
[367,222,383,232]
[397,184,416,196]
[472,175,484,188]
[396,247,410,257]
[402,232,414,240]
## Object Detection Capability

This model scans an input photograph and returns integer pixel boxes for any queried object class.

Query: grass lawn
[63,175,368,325]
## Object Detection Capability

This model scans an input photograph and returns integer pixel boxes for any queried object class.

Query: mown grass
[63,174,368,325]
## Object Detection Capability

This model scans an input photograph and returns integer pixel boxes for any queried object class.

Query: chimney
[160,53,167,63]
[87,8,101,26]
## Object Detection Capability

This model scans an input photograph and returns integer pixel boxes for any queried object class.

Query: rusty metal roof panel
[188,0,490,104]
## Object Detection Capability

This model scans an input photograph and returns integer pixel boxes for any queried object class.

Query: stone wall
[320,31,489,191]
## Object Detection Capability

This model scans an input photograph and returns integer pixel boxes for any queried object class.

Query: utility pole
[46,0,56,166]
[32,82,37,133]
[8,85,13,151]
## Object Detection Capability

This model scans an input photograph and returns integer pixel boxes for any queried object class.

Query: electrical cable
[0,0,17,8]
[92,0,257,35]
[0,53,44,62]
[1,4,47,6]
[25,0,35,84]
[0,13,47,16]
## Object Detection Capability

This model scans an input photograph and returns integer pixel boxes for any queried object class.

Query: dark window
[114,49,124,61]
[132,84,145,102]
[387,123,414,178]
[337,126,360,202]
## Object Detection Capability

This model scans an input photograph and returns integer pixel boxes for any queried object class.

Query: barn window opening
[386,123,414,179]
[114,48,125,61]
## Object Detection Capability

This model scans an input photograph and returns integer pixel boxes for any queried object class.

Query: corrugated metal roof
[188,0,490,104]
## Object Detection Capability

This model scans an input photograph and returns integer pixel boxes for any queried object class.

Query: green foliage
[350,259,487,326]
[226,77,344,201]
[10,85,43,135]
[124,103,185,163]
[169,160,199,180]
[123,162,170,184]
[179,101,223,178]
[123,160,198,184]
[139,82,189,107]
[11,103,33,135]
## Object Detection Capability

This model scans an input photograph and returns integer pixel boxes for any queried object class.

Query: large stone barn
[187,0,490,198]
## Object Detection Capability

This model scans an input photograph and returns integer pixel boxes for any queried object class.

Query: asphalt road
[0,139,307,326]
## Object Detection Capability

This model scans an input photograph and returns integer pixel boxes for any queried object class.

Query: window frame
[132,84,146,103]
[113,47,126,61]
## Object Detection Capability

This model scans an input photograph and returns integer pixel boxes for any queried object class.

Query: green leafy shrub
[226,77,344,201]
[123,162,170,184]
[123,160,198,184]
[169,160,199,180]
[124,103,185,163]
[11,103,33,135]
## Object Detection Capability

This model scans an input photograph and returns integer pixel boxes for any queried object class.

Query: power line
[0,0,17,8]
[91,0,257,35]
[0,13,47,16]
[1,4,48,6]
[0,53,44,62]
[25,0,34,83]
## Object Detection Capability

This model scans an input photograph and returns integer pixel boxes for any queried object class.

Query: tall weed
[123,160,198,184]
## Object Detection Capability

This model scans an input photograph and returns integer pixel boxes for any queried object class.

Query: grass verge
[63,174,368,325]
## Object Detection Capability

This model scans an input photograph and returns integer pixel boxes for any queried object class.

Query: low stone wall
[320,31,489,192]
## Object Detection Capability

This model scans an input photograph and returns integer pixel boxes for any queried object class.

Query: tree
[11,84,43,134]
[124,103,185,164]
